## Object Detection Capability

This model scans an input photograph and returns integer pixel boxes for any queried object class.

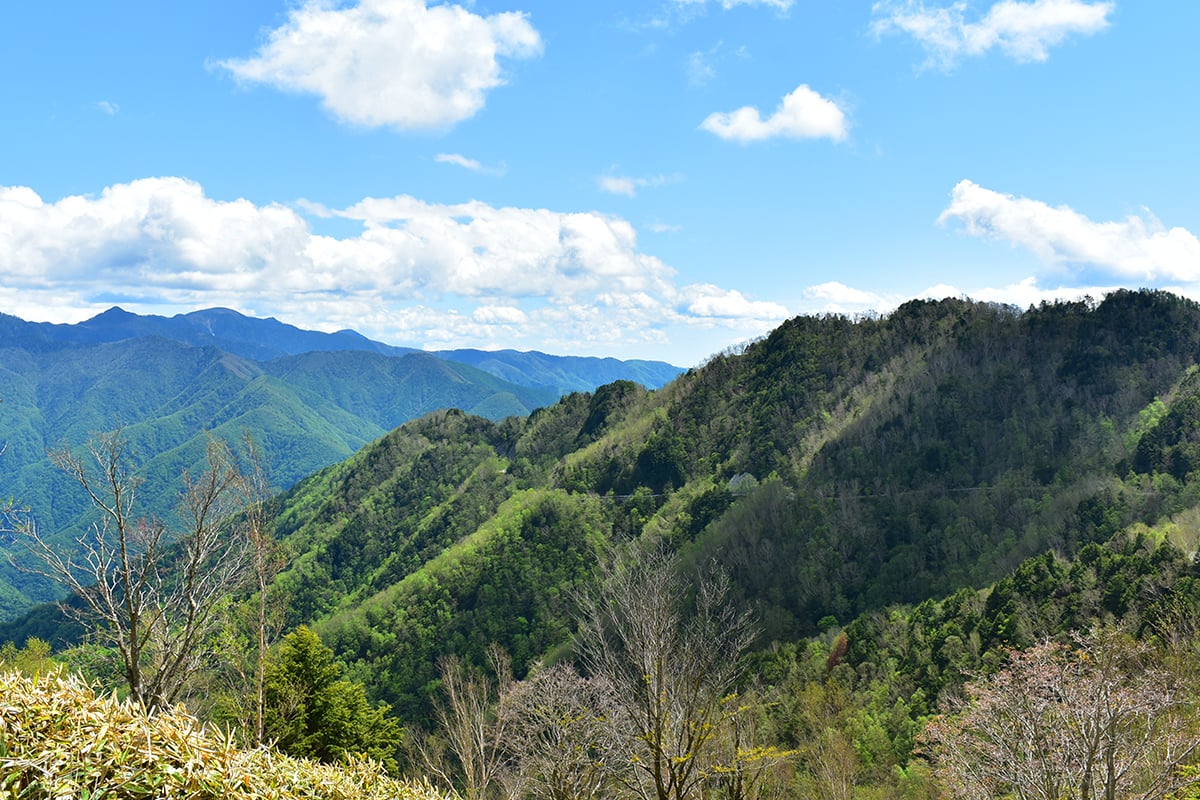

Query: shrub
[0,669,449,800]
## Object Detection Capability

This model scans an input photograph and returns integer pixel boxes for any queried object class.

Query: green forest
[5,289,1200,799]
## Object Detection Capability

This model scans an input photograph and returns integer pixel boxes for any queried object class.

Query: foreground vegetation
[0,668,445,800]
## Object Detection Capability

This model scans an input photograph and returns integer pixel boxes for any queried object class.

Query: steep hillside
[0,337,556,618]
[254,290,1200,720]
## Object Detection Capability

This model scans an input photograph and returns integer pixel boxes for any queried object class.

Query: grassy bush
[0,669,449,800]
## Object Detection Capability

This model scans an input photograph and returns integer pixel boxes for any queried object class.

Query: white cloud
[0,178,784,360]
[597,173,679,198]
[680,284,790,322]
[435,153,507,176]
[95,100,120,116]
[700,84,847,143]
[917,276,1110,308]
[673,0,794,10]
[938,180,1200,282]
[871,0,1114,69]
[795,277,1120,319]
[599,177,638,197]
[805,281,891,309]
[472,304,528,325]
[217,0,542,130]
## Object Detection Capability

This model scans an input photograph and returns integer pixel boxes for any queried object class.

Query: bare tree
[234,432,283,743]
[502,661,620,800]
[420,645,517,800]
[921,628,1200,800]
[575,544,756,800]
[13,430,252,711]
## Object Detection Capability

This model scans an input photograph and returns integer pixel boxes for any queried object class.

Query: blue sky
[1,1,1197,366]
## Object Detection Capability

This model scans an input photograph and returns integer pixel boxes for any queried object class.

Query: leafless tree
[13,430,253,711]
[234,432,284,743]
[502,661,620,800]
[420,645,517,800]
[575,544,756,800]
[921,627,1200,800]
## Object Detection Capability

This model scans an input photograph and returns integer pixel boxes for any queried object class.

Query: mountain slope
[246,290,1200,720]
[0,337,556,618]
[0,304,684,620]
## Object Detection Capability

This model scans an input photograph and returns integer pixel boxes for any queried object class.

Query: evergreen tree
[263,625,403,773]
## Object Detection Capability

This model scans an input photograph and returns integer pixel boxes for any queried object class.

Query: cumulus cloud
[217,0,542,130]
[938,180,1200,282]
[700,84,847,143]
[871,0,1114,69]
[804,281,892,311]
[0,178,785,359]
[680,285,789,322]
[918,276,1112,308]
[472,304,528,325]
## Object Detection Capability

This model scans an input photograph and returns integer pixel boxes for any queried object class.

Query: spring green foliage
[0,637,55,677]
[226,291,1200,729]
[0,337,557,618]
[10,290,1200,796]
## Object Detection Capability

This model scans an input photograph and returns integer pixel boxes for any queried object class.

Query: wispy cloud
[629,0,790,32]
[216,0,542,131]
[685,40,749,86]
[939,179,1200,281]
[0,178,786,357]
[871,0,1114,70]
[435,153,507,177]
[672,0,793,11]
[700,84,847,143]
[94,100,120,116]
[686,50,719,86]
[598,172,681,198]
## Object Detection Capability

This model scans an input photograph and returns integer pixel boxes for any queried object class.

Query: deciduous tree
[575,544,756,800]
[14,431,252,710]
[921,628,1200,800]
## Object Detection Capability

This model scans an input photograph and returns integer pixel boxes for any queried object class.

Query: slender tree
[422,645,517,800]
[14,430,252,710]
[234,432,283,744]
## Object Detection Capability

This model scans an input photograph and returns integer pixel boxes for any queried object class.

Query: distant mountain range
[0,307,682,394]
[0,307,681,618]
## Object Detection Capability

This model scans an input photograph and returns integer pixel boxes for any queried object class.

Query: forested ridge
[244,292,1200,706]
[0,308,679,619]
[6,289,1200,798]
